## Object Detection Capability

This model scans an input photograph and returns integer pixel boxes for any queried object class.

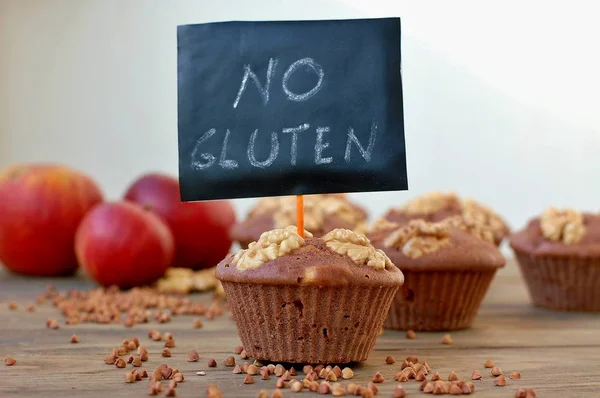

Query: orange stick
[296,195,304,237]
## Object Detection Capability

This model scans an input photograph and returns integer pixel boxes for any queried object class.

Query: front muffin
[216,226,404,364]
[384,191,509,246]
[509,207,600,312]
[230,194,368,248]
[369,217,505,331]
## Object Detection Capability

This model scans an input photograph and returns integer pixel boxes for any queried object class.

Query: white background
[2,0,599,253]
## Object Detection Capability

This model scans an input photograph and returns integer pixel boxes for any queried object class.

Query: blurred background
[2,0,599,254]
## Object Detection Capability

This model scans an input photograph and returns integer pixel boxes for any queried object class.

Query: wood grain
[1,260,599,397]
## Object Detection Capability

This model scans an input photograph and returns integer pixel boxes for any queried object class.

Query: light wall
[1,0,599,252]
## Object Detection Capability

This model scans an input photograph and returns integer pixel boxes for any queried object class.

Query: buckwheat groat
[369,217,505,331]
[509,207,600,311]
[384,191,509,246]
[216,226,404,364]
[230,194,368,248]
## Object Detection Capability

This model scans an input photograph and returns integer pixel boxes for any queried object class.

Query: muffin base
[221,282,399,364]
[513,249,600,312]
[384,270,497,331]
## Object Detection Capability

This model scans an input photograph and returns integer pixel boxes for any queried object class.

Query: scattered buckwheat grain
[393,385,406,397]
[372,371,384,383]
[272,389,283,398]
[423,382,434,393]
[207,384,222,398]
[441,334,453,344]
[193,318,203,328]
[318,381,331,395]
[449,384,462,395]
[331,383,345,396]
[290,380,303,392]
[46,319,59,329]
[187,349,199,362]
[494,375,507,386]
[341,367,354,379]
[223,356,235,366]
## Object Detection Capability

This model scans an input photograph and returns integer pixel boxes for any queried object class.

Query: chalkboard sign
[177,17,407,201]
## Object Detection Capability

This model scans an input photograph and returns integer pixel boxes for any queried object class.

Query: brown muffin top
[369,217,505,272]
[216,226,403,287]
[509,207,600,257]
[384,191,509,245]
[230,194,368,245]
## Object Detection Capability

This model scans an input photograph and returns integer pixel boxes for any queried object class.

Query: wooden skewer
[296,195,304,238]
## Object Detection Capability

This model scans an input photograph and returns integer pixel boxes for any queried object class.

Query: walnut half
[540,207,585,245]
[460,199,506,238]
[155,267,218,294]
[232,226,312,271]
[273,195,364,231]
[368,217,401,234]
[397,191,458,215]
[383,220,451,259]
[443,215,495,244]
[322,228,394,270]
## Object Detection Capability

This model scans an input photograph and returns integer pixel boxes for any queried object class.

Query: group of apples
[0,164,236,288]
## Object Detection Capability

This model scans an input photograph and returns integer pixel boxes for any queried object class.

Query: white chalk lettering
[315,126,333,165]
[282,58,324,102]
[282,123,310,165]
[191,128,217,170]
[218,129,238,169]
[233,58,278,108]
[247,129,279,168]
[344,122,377,163]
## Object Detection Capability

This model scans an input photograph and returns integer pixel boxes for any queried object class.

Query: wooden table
[1,260,599,397]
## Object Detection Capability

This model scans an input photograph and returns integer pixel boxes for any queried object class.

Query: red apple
[124,173,236,270]
[0,164,103,276]
[75,201,174,288]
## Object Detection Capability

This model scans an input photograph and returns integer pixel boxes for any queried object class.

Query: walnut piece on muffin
[539,207,585,245]
[384,191,509,246]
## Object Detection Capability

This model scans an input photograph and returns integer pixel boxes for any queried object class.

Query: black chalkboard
[177,17,407,201]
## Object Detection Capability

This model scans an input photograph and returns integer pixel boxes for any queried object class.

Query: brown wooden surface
[1,260,599,397]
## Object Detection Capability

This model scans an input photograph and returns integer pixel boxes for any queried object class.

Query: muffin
[216,226,404,364]
[384,191,509,246]
[509,207,600,312]
[369,216,505,331]
[230,194,368,248]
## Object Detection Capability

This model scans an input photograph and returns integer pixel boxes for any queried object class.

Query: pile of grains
[37,284,224,328]
[213,350,538,397]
